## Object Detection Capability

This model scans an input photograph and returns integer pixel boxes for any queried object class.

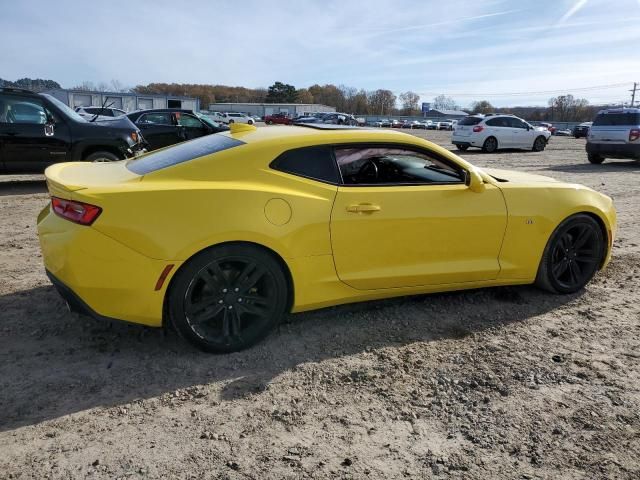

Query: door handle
[346,203,381,213]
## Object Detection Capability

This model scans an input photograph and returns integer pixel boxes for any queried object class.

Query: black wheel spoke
[552,258,568,277]
[208,262,230,288]
[240,266,266,290]
[191,303,225,325]
[239,301,269,317]
[230,308,242,337]
[234,261,257,287]
[573,226,593,250]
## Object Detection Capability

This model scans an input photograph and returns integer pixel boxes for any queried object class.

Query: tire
[248,120,254,125]
[482,136,498,153]
[228,119,234,124]
[455,144,469,151]
[266,120,273,125]
[535,214,604,294]
[587,153,605,164]
[532,136,547,152]
[85,151,120,162]
[168,244,289,353]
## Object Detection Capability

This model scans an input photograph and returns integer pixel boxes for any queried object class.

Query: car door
[134,112,180,150]
[175,112,209,141]
[507,117,532,148]
[329,144,507,289]
[484,117,512,147]
[0,93,72,172]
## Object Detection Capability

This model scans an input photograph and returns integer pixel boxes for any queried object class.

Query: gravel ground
[1,130,639,479]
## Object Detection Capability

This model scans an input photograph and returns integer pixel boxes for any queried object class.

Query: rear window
[593,112,640,126]
[127,134,244,174]
[458,117,483,126]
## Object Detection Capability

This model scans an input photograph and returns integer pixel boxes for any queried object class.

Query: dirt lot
[1,130,639,479]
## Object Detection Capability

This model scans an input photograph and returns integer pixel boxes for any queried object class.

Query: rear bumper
[586,142,640,159]
[37,204,178,327]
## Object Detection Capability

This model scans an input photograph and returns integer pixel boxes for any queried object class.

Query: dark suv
[586,108,640,164]
[0,87,146,173]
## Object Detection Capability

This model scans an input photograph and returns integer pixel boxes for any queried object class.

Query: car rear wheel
[532,136,547,152]
[482,137,498,153]
[588,153,605,164]
[168,244,289,353]
[535,214,604,294]
[85,151,120,162]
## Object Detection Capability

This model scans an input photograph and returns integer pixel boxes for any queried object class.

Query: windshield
[41,94,87,122]
[195,112,221,128]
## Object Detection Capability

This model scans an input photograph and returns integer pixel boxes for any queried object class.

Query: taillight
[473,125,484,133]
[51,197,102,225]
[629,129,640,142]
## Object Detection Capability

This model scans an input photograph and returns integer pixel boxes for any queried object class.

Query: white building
[45,89,200,113]
[208,102,335,117]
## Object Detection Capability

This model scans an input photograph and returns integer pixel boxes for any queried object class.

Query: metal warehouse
[44,88,200,112]
[208,102,336,116]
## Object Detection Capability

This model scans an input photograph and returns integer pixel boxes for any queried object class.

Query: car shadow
[453,148,533,156]
[0,280,584,432]
[544,161,640,173]
[0,180,47,196]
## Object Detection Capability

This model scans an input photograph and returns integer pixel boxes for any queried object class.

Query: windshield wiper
[90,98,115,123]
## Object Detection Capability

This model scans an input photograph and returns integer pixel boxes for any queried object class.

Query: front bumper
[37,204,177,327]
[586,142,640,159]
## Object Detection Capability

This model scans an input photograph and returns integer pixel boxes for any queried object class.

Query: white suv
[220,112,254,125]
[452,114,551,153]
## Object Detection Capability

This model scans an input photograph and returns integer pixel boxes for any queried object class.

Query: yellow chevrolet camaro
[37,123,616,352]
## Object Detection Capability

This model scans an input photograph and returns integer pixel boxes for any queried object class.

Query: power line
[414,82,631,98]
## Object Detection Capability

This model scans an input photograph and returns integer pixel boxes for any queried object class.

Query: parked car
[586,108,640,164]
[264,112,292,125]
[0,87,146,172]
[438,120,454,130]
[322,113,358,126]
[573,121,592,138]
[126,108,228,151]
[379,119,391,128]
[368,120,383,127]
[39,123,616,352]
[220,112,255,125]
[75,106,127,119]
[408,120,425,129]
[451,114,551,153]
[391,120,403,128]
[554,129,572,136]
[539,122,557,135]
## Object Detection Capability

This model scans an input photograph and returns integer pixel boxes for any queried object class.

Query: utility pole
[630,82,638,107]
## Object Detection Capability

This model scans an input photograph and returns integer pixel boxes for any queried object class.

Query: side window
[334,146,464,186]
[0,95,47,125]
[486,117,508,127]
[138,112,172,125]
[507,118,527,129]
[270,146,339,184]
[176,113,204,128]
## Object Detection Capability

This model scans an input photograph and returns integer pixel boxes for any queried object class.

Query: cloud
[557,0,589,25]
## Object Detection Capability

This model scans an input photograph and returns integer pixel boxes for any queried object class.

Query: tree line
[0,77,611,121]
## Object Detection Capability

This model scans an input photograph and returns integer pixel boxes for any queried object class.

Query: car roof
[128,108,195,116]
[597,107,640,114]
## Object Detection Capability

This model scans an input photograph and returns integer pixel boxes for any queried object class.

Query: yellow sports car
[38,123,616,352]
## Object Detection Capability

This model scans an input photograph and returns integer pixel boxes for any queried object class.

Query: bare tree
[368,89,397,115]
[469,100,494,115]
[399,91,420,115]
[547,95,590,121]
[432,94,458,111]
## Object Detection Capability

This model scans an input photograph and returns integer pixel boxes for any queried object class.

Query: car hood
[91,116,138,130]
[481,168,561,184]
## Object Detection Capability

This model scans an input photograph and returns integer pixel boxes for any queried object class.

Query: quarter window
[334,146,464,185]
[270,146,339,184]
[485,117,509,127]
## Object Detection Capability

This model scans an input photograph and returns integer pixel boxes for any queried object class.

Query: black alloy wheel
[169,245,288,352]
[532,136,547,152]
[536,214,604,294]
[482,136,498,153]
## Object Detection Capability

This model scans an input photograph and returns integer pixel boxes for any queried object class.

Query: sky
[1,0,639,108]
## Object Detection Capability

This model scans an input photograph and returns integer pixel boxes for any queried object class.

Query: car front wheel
[535,214,604,294]
[532,136,547,152]
[168,244,289,353]
[85,151,120,162]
